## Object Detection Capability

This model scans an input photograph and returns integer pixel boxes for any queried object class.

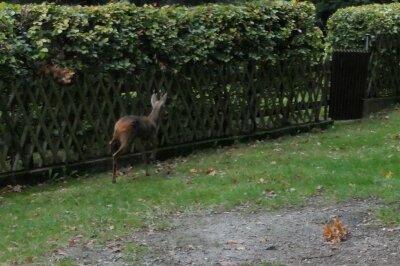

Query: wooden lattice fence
[0,60,330,184]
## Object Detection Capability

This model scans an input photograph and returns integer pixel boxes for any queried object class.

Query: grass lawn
[1,108,400,264]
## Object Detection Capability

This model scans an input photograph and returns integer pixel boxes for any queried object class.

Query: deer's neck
[148,107,161,125]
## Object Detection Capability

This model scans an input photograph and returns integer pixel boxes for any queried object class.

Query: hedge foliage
[306,0,394,28]
[0,1,323,77]
[327,2,400,49]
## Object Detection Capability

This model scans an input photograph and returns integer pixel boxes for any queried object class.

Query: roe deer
[109,93,167,183]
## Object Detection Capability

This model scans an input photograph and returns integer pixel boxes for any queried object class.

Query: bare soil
[53,199,400,265]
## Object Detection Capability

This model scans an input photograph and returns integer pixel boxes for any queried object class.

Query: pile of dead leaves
[0,184,23,194]
[323,216,349,243]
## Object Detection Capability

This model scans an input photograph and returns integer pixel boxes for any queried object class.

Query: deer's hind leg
[111,135,132,183]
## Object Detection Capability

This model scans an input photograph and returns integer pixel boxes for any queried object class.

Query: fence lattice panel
[0,60,329,178]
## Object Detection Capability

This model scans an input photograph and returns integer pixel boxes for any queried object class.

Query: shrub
[326,2,400,49]
[0,3,21,76]
[306,0,394,28]
[0,1,323,77]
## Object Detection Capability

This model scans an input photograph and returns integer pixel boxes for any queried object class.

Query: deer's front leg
[137,142,149,176]
[150,135,158,163]
[112,156,117,184]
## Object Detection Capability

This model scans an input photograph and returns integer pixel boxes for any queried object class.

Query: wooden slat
[0,60,330,181]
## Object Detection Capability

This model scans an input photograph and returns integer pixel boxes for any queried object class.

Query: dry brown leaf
[112,246,122,253]
[41,64,75,85]
[1,185,23,194]
[219,261,237,266]
[190,168,198,174]
[52,249,67,256]
[262,189,276,198]
[68,238,77,247]
[12,185,22,192]
[257,178,267,184]
[25,256,33,264]
[382,170,394,178]
[323,217,349,243]
[235,245,246,251]
[207,168,217,176]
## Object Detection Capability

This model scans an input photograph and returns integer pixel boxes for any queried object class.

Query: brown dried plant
[40,64,75,85]
[323,216,349,243]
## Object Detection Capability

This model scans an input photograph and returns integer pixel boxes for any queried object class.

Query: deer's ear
[160,93,168,105]
[151,93,158,107]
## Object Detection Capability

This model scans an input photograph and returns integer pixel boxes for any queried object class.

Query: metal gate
[329,50,371,120]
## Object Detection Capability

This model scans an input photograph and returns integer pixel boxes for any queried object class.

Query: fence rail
[0,60,330,183]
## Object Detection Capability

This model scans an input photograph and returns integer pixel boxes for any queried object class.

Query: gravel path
[53,199,400,266]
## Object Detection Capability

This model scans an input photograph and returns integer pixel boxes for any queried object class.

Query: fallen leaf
[383,170,394,178]
[190,168,198,174]
[84,239,95,249]
[12,185,22,192]
[257,178,267,184]
[25,256,33,264]
[259,237,268,243]
[52,249,67,256]
[227,240,238,245]
[207,168,216,176]
[1,185,24,194]
[323,217,349,243]
[386,227,398,232]
[52,249,59,254]
[112,246,122,253]
[219,261,237,266]
[231,177,238,184]
[235,245,246,251]
[262,190,276,198]
[293,175,303,180]
[68,238,77,247]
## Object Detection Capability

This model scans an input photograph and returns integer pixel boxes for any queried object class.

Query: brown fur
[109,93,167,183]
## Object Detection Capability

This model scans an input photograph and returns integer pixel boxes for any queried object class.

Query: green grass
[1,108,400,264]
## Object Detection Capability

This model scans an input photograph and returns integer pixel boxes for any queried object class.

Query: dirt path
[54,200,400,265]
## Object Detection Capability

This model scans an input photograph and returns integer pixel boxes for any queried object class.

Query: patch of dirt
[53,200,400,265]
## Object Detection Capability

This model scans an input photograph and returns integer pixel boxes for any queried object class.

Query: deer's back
[115,115,156,140]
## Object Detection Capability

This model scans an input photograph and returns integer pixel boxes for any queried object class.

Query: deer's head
[151,93,168,109]
[149,93,168,123]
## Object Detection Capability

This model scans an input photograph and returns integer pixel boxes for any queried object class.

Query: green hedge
[0,1,323,77]
[306,0,394,28]
[327,2,400,49]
